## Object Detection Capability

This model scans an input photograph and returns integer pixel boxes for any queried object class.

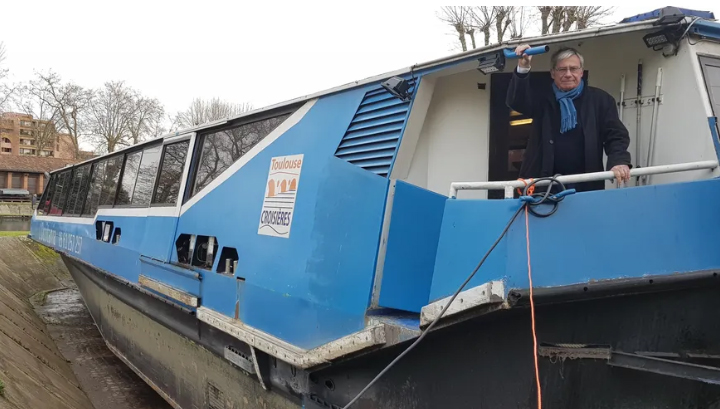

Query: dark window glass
[132,144,162,206]
[99,155,123,207]
[39,174,57,215]
[65,164,91,215]
[152,141,189,206]
[27,175,38,194]
[116,151,142,206]
[73,164,92,216]
[49,170,71,215]
[192,114,290,196]
[11,174,21,188]
[84,161,106,216]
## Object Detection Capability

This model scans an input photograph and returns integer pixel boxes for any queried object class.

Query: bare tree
[0,42,17,115]
[87,81,136,153]
[470,7,496,46]
[173,97,253,130]
[575,6,614,30]
[30,71,91,159]
[509,7,533,39]
[538,7,553,35]
[18,82,62,155]
[127,94,165,145]
[494,7,514,43]
[437,6,472,51]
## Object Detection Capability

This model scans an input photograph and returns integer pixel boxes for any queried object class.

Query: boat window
[116,150,143,206]
[152,140,190,206]
[83,160,106,216]
[699,56,720,118]
[39,174,57,215]
[64,163,91,215]
[99,155,123,207]
[49,170,72,215]
[132,144,162,206]
[191,113,291,197]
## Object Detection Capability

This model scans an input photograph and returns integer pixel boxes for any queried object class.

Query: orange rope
[525,205,542,409]
[517,178,535,196]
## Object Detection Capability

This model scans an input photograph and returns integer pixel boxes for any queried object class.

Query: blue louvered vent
[334,79,416,177]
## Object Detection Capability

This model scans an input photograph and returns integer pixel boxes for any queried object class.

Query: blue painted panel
[709,117,720,162]
[379,181,447,312]
[94,215,148,254]
[430,199,517,302]
[177,88,389,348]
[431,179,720,301]
[141,216,178,262]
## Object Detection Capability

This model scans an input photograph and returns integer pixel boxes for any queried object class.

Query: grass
[0,231,29,237]
[0,378,5,397]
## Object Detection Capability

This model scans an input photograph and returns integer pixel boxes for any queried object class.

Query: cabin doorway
[487,70,588,199]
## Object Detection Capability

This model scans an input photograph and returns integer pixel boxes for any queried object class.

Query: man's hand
[611,165,631,184]
[515,44,532,69]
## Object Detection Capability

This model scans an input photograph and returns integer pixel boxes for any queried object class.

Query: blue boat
[29,7,720,408]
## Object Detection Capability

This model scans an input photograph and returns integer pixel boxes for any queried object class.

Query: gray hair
[551,47,584,69]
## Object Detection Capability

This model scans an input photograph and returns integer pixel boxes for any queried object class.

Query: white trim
[138,275,199,307]
[33,214,95,225]
[163,133,192,144]
[180,98,317,215]
[196,306,386,369]
[370,179,396,308]
[420,280,506,327]
[173,133,196,213]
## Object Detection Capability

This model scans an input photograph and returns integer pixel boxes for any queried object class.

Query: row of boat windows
[38,111,292,217]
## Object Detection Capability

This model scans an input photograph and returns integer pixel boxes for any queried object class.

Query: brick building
[0,155,79,195]
[0,112,80,159]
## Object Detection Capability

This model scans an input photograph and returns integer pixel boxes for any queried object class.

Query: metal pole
[635,60,643,175]
[644,68,664,185]
[449,160,718,197]
[619,74,626,122]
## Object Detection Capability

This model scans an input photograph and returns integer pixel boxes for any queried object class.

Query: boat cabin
[30,7,720,364]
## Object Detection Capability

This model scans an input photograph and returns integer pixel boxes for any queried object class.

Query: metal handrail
[449,160,719,198]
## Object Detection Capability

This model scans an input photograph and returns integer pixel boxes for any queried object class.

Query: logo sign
[258,154,304,238]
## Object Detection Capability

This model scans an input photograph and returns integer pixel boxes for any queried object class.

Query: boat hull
[64,251,720,409]
[62,254,302,409]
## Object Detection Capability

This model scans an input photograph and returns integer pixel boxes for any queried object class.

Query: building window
[19,120,33,127]
[0,129,12,134]
[1,137,10,143]
[131,144,162,206]
[40,150,53,157]
[152,141,189,206]
[20,139,34,146]
[11,174,21,188]
[19,148,35,155]
[1,148,10,154]
[191,113,291,197]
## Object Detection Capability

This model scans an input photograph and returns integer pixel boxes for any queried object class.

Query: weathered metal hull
[62,254,302,409]
[65,252,720,409]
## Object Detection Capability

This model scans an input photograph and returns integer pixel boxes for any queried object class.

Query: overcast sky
[2,2,720,120]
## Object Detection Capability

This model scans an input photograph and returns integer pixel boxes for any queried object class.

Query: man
[506,44,632,191]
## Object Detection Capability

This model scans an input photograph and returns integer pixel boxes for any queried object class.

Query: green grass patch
[0,378,5,397]
[0,231,29,237]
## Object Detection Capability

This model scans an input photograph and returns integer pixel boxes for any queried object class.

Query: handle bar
[503,45,550,59]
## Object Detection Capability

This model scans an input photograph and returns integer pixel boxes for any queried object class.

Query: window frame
[150,136,193,208]
[183,107,298,204]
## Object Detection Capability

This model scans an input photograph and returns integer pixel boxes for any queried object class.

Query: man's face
[551,55,583,91]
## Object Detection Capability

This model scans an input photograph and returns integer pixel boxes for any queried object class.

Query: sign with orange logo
[258,154,304,238]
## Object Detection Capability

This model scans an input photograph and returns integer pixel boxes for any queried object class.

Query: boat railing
[449,160,719,198]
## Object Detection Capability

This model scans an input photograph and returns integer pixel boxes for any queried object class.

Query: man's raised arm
[506,44,535,116]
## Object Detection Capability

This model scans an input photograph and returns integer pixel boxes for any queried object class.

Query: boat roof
[55,7,720,173]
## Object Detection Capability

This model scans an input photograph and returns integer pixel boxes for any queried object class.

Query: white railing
[449,160,719,198]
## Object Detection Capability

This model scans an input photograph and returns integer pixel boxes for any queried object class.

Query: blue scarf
[552,80,584,133]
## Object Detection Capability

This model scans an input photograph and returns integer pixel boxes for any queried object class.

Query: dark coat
[506,69,632,191]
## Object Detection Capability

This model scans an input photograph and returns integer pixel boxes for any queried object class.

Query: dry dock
[0,235,170,409]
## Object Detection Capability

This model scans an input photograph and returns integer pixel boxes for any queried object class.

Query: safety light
[381,77,412,102]
[642,28,682,48]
